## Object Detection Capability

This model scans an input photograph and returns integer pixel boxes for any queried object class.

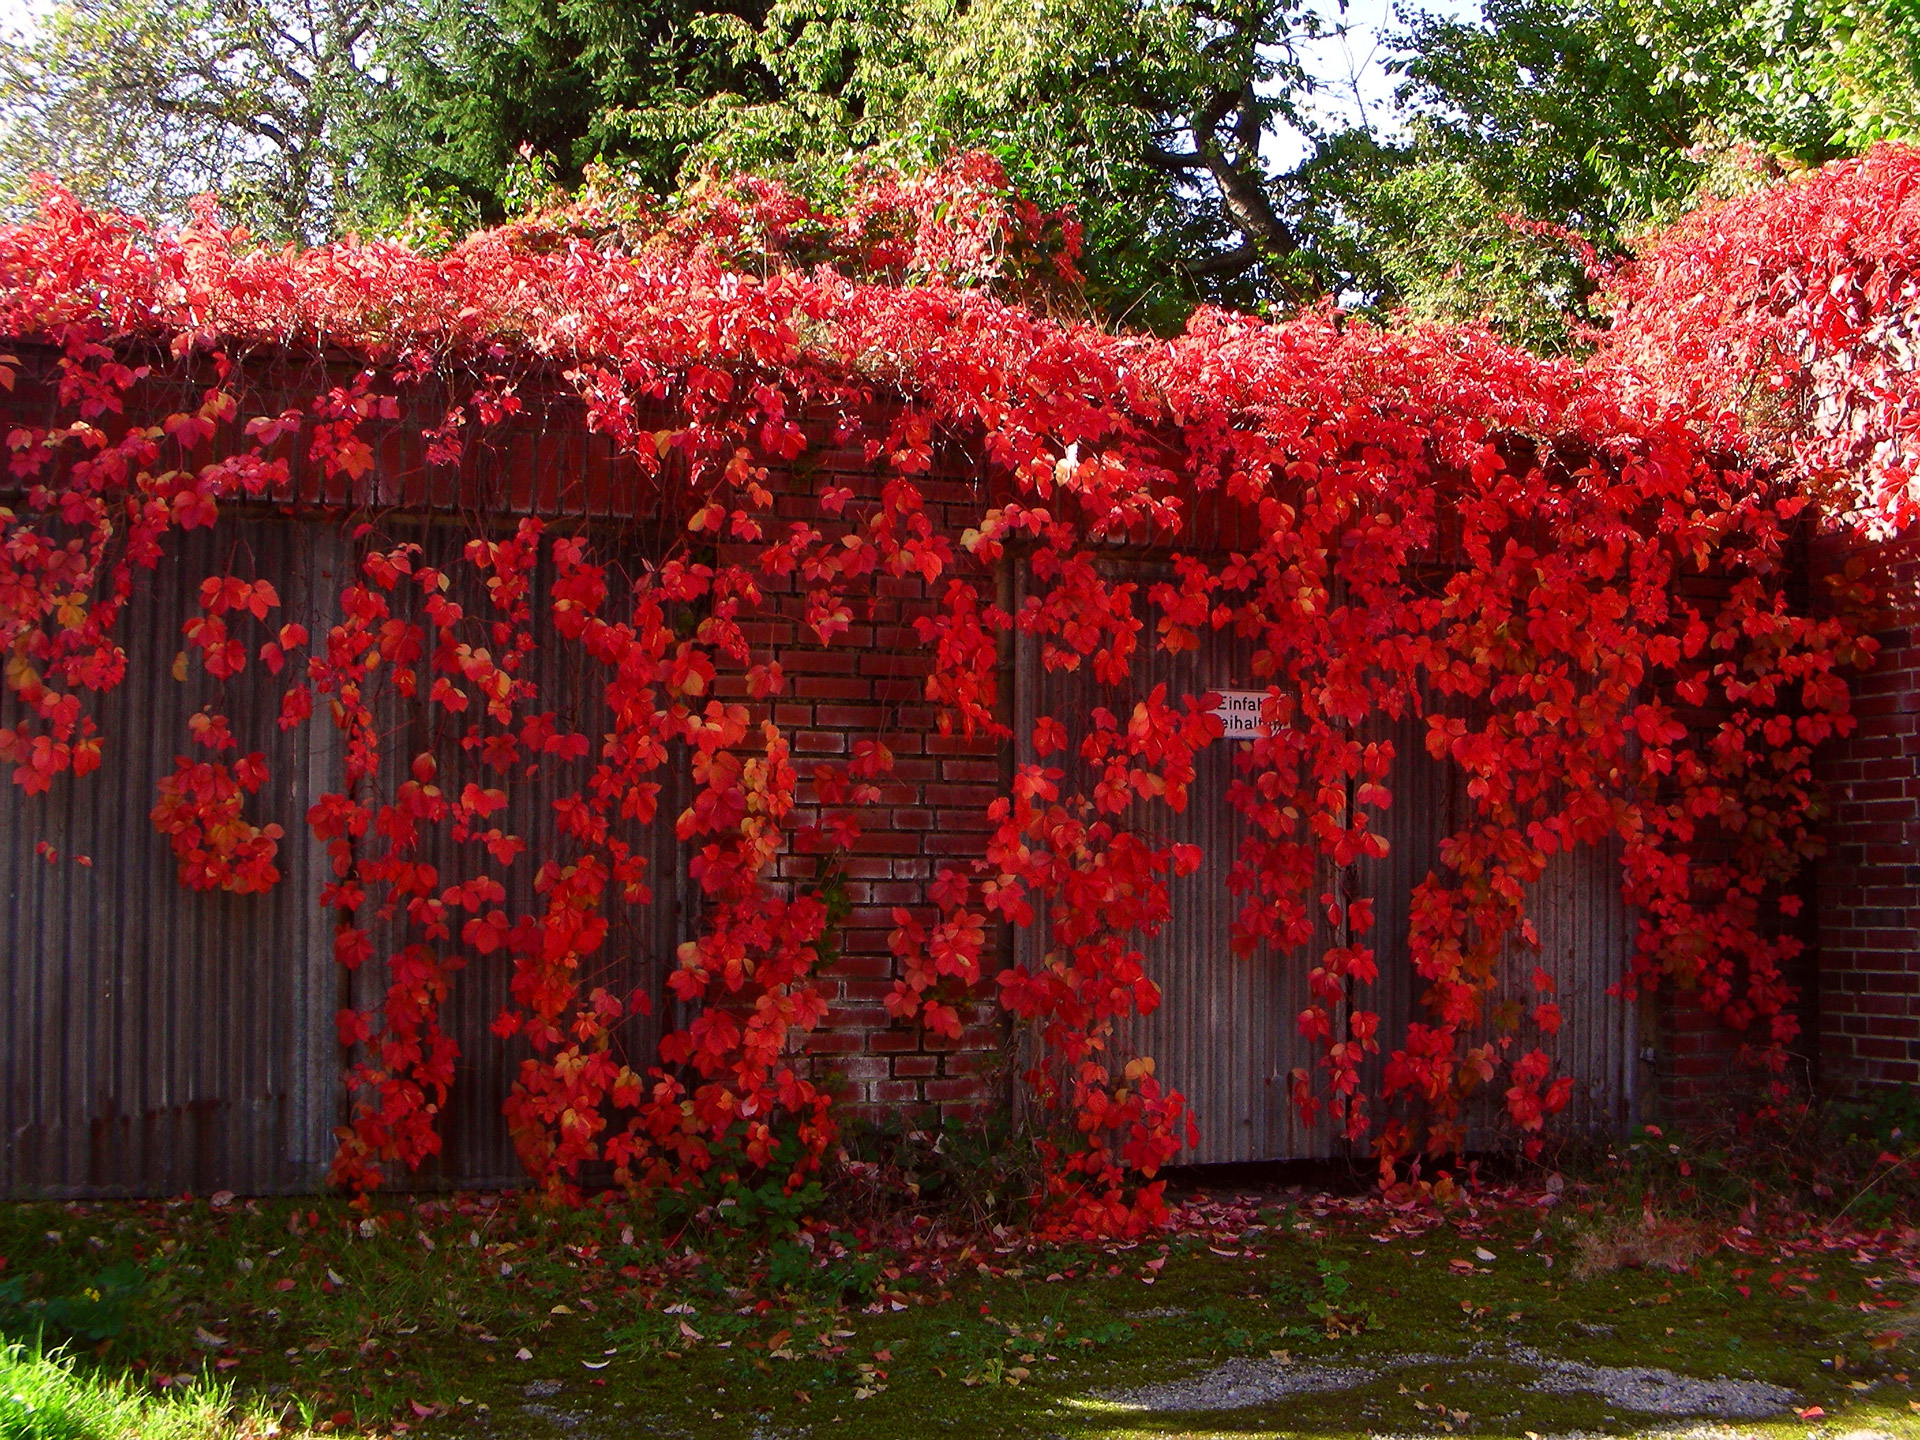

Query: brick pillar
[727,448,1009,1128]
[1813,544,1920,1091]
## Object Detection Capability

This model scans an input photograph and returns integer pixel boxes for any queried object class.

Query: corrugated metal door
[2,514,344,1195]
[1016,560,1636,1164]
[345,520,687,1191]
[1,510,682,1197]
[1357,708,1640,1150]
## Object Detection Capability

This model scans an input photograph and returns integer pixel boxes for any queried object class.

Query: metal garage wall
[345,520,687,1191]
[1359,708,1639,1148]
[1,514,343,1196]
[1,510,681,1197]
[1015,566,1340,1162]
[1016,558,1636,1164]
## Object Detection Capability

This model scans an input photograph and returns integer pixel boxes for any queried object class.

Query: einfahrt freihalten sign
[1212,690,1270,739]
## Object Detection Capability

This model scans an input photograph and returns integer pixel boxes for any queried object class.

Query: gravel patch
[1098,1348,1796,1418]
[1100,1357,1376,1410]
[517,1401,596,1432]
[1513,1347,1797,1419]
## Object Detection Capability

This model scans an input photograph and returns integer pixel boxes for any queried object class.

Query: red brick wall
[1652,993,1741,1117]
[1642,533,1920,1117]
[1597,547,1882,1122]
[1636,568,1818,1119]
[1813,545,1920,1091]
[714,437,1010,1127]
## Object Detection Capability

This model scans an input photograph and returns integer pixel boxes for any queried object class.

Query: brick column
[1813,544,1920,1090]
[722,447,1009,1127]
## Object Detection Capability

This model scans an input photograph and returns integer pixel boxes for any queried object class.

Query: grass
[0,1340,297,1440]
[0,1172,1916,1438]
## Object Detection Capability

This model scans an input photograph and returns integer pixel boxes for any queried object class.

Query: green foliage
[642,1122,831,1245]
[1551,1100,1920,1234]
[361,0,777,229]
[347,0,1351,327]
[1395,0,1740,234]
[1316,0,1734,344]
[0,1264,144,1350]
[833,1112,1035,1230]
[1311,148,1600,351]
[1732,0,1920,152]
[1074,1319,1135,1347]
[635,0,1335,325]
[765,1237,883,1301]
[376,0,1915,334]
[1266,1256,1379,1335]
[0,0,395,238]
[1830,1081,1920,1148]
[11,1265,142,1349]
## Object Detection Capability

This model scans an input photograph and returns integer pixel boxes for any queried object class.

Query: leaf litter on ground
[0,1175,1916,1437]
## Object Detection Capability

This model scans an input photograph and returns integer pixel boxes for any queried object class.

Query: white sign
[1213,690,1270,739]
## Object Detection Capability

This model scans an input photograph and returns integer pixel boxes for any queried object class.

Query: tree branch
[1193,87,1298,261]
[1185,241,1260,278]
[1145,143,1204,172]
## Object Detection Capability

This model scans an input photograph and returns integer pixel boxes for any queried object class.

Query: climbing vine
[1601,143,1920,531]
[0,152,1891,1233]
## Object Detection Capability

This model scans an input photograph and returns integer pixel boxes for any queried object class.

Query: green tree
[647,0,1336,323]
[364,0,776,227]
[1300,0,1726,349]
[373,0,1356,328]
[15,0,1920,342]
[1335,0,1920,348]
[1393,0,1745,237]
[0,0,394,238]
[1734,0,1920,152]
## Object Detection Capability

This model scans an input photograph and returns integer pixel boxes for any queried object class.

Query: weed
[832,1111,1038,1231]
[1828,1082,1920,1150]
[1270,1256,1380,1336]
[765,1234,882,1302]
[1552,1098,1920,1232]
[1568,1210,1706,1280]
[2,1263,145,1351]
[1072,1320,1134,1348]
